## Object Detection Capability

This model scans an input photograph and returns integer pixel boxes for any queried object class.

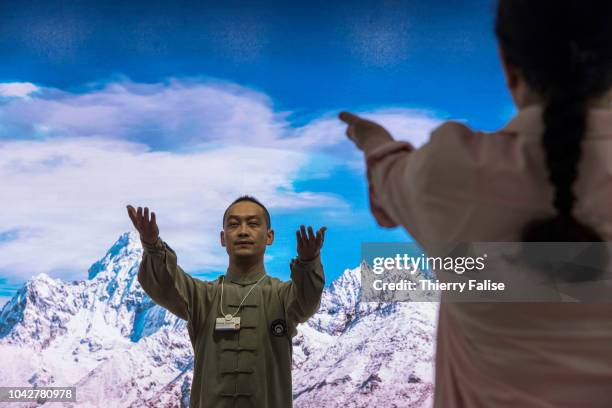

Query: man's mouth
[235,241,254,245]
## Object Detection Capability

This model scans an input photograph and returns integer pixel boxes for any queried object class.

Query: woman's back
[359,104,612,406]
[423,105,612,407]
[436,302,612,407]
[416,104,612,243]
[340,1,612,405]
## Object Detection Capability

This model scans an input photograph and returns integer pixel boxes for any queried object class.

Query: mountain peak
[0,229,178,349]
[31,272,54,282]
[0,234,437,407]
[87,231,141,280]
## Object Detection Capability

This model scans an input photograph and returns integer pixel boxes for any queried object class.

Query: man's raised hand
[296,225,327,262]
[127,205,159,245]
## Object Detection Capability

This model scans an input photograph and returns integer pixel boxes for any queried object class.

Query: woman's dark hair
[495,1,612,282]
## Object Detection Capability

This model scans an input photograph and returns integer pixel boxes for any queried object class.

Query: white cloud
[277,107,443,171]
[360,108,443,147]
[0,77,446,283]
[0,76,291,149]
[0,137,345,281]
[0,77,442,155]
[0,82,40,98]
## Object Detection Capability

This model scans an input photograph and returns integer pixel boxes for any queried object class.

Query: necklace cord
[219,274,266,319]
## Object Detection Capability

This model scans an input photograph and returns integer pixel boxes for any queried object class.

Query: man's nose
[238,225,249,236]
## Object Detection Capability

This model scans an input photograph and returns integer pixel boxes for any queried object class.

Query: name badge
[215,315,241,331]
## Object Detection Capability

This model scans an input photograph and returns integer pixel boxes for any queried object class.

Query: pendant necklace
[215,273,265,331]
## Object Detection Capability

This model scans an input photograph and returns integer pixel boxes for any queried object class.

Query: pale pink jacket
[365,104,612,407]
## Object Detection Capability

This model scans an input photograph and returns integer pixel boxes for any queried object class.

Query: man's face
[220,201,274,260]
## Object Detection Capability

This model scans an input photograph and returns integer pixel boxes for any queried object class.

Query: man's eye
[249,222,259,226]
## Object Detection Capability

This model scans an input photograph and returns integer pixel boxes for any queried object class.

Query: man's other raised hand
[127,205,159,245]
[296,225,327,262]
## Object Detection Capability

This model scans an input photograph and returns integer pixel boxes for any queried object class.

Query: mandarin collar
[501,103,612,139]
[225,266,267,285]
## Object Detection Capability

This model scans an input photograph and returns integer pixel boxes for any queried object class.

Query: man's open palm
[296,225,327,261]
[127,205,159,245]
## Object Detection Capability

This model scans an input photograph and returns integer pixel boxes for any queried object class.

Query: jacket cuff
[365,140,414,168]
[141,236,165,254]
[292,254,321,269]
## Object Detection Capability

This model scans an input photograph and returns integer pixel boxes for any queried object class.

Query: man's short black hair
[223,195,271,229]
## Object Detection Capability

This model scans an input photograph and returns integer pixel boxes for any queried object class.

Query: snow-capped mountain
[0,231,437,408]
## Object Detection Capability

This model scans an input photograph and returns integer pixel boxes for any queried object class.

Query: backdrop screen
[0,1,509,407]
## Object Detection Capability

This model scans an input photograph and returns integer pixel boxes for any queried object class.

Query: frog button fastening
[270,319,287,337]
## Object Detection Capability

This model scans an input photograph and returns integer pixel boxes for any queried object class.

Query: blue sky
[0,0,516,307]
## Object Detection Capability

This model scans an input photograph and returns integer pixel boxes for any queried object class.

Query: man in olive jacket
[127,195,326,408]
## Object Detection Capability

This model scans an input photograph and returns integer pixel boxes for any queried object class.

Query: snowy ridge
[0,231,437,408]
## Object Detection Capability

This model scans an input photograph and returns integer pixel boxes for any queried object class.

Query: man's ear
[220,230,226,247]
[266,229,275,246]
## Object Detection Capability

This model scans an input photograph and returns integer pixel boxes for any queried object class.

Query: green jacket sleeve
[137,236,206,329]
[280,255,325,336]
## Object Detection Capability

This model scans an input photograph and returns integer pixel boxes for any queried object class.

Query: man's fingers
[300,225,307,243]
[315,227,327,247]
[127,205,137,226]
[318,226,327,246]
[307,226,315,242]
[144,207,149,224]
[296,230,303,248]
[151,211,156,227]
